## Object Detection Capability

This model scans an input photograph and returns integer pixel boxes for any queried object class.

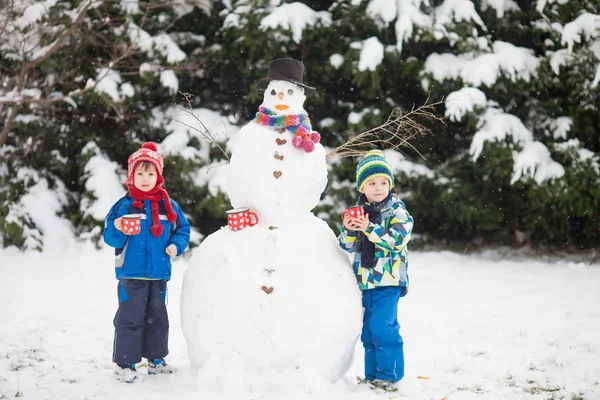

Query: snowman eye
[287,89,294,95]
[270,89,276,95]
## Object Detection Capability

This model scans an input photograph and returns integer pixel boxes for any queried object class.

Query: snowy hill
[1,245,598,400]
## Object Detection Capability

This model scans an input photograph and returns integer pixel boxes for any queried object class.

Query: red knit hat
[124,142,164,186]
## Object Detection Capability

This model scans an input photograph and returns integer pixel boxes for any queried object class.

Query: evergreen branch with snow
[0,1,188,146]
[0,0,96,147]
[326,97,445,160]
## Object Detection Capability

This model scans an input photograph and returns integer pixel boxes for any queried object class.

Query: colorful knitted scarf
[128,184,177,237]
[253,106,321,153]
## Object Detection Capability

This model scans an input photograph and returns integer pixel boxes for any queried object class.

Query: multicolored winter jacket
[338,195,413,293]
[103,195,190,280]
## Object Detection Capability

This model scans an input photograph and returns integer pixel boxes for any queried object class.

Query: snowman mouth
[275,104,289,110]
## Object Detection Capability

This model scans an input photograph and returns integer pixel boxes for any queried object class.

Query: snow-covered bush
[2,0,598,250]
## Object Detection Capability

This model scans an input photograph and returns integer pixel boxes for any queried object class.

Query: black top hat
[256,58,316,96]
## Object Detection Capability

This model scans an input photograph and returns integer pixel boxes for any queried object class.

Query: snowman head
[260,80,307,115]
[256,58,315,116]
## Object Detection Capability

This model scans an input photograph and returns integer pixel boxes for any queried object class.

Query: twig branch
[326,96,446,160]
[0,0,180,146]
[1,85,96,106]
[168,92,230,162]
[0,0,15,38]
[0,58,28,147]
[0,1,95,146]
[27,0,94,67]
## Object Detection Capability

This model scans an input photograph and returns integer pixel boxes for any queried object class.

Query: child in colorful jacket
[338,150,414,391]
[103,142,190,383]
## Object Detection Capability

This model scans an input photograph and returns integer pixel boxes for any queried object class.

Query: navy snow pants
[113,279,169,365]
[361,286,404,382]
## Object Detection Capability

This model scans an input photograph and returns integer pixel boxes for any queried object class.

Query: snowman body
[227,121,327,226]
[181,80,362,382]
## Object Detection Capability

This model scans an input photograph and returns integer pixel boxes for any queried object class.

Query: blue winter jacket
[103,195,191,280]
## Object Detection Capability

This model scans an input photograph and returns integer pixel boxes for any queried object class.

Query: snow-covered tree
[0,1,206,249]
[414,0,600,246]
[301,0,599,247]
[1,0,597,250]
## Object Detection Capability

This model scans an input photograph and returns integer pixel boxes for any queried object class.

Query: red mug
[121,214,142,235]
[341,205,365,220]
[227,208,259,231]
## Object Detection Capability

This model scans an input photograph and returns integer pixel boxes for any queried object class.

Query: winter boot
[115,363,138,383]
[370,379,399,392]
[148,358,174,375]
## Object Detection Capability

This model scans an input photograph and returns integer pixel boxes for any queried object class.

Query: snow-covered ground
[1,244,598,400]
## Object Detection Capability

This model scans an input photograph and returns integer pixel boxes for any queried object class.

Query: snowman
[181,59,362,383]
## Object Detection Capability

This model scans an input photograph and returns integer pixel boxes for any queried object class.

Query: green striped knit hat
[356,150,395,192]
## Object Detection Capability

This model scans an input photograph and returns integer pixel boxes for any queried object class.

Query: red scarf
[128,184,177,237]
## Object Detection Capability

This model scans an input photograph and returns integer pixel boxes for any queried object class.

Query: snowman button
[261,286,274,294]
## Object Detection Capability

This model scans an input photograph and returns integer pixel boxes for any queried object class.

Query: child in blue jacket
[103,142,190,383]
[338,150,414,392]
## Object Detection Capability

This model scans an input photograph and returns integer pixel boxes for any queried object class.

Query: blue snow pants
[361,286,404,382]
[112,279,169,365]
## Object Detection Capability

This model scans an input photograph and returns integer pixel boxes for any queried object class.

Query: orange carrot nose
[278,92,284,100]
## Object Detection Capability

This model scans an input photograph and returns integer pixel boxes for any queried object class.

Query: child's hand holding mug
[342,213,370,232]
[342,214,357,231]
[352,214,370,232]
[114,217,123,232]
[342,205,370,232]
[115,215,142,235]
[166,244,177,257]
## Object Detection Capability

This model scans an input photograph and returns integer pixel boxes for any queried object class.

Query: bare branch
[0,0,15,38]
[0,59,28,146]
[0,1,191,146]
[0,65,116,145]
[137,1,189,10]
[1,1,95,146]
[27,0,95,67]
[162,13,182,32]
[118,61,203,77]
[326,96,446,161]
[138,1,152,30]
[0,104,21,147]
[168,92,231,162]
